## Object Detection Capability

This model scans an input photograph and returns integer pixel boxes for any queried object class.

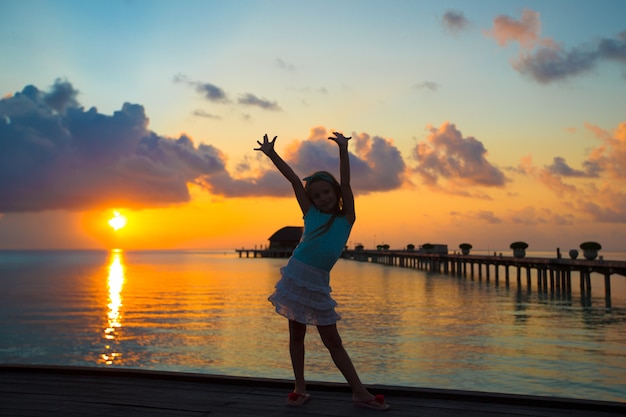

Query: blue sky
[1,0,625,251]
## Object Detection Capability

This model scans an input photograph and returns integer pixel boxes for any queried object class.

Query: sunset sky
[1,0,625,253]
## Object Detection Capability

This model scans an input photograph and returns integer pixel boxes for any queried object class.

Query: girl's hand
[254,134,277,155]
[328,131,351,147]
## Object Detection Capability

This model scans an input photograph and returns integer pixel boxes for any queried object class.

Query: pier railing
[342,250,626,307]
[235,248,292,258]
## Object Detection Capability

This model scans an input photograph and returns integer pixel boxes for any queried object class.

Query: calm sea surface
[0,249,625,403]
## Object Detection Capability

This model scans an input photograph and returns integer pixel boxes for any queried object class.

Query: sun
[108,211,127,231]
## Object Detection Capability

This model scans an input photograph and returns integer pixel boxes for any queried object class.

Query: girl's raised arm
[328,131,355,225]
[255,134,311,215]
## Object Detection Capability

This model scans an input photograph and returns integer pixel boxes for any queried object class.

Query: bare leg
[317,324,374,402]
[289,320,307,394]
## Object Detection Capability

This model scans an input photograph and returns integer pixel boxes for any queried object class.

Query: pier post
[549,268,556,292]
[605,273,612,308]
[536,268,541,290]
[554,269,560,292]
[581,270,592,297]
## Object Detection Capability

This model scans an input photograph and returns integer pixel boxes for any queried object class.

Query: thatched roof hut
[268,226,303,250]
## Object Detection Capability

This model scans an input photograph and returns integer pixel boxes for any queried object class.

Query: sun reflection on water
[102,249,125,365]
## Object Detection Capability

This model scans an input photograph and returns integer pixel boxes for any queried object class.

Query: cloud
[578,183,626,222]
[545,156,600,178]
[207,127,408,197]
[237,93,282,111]
[192,109,221,119]
[41,79,80,113]
[484,9,550,49]
[584,121,626,180]
[414,81,439,92]
[175,73,283,111]
[442,10,470,34]
[514,46,597,84]
[276,58,296,71]
[517,121,626,222]
[538,168,578,197]
[508,206,574,226]
[469,210,502,224]
[485,10,626,83]
[173,74,229,102]
[195,83,229,102]
[575,122,626,222]
[350,131,408,192]
[598,30,626,62]
[412,122,507,190]
[517,155,578,198]
[0,80,228,212]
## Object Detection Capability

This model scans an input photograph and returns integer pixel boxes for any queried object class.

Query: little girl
[255,132,390,411]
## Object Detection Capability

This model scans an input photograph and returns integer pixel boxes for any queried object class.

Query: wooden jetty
[236,226,302,258]
[236,248,293,258]
[342,250,626,306]
[1,365,624,417]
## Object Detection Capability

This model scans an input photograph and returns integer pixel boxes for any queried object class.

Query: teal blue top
[292,206,352,272]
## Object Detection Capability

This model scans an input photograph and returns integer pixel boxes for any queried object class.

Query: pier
[235,248,293,258]
[342,250,626,307]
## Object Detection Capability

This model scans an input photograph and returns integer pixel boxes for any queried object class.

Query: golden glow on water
[102,249,125,365]
[111,252,282,371]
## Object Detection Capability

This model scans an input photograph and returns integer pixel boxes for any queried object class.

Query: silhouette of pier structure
[342,250,626,307]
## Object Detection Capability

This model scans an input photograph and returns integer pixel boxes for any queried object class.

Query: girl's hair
[302,171,343,240]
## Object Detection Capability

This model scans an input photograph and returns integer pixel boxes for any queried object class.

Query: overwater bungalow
[236,226,303,258]
[418,243,449,254]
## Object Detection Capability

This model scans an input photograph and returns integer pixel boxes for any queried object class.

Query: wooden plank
[1,365,624,417]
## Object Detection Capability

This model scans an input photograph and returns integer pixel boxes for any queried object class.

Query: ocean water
[0,249,625,403]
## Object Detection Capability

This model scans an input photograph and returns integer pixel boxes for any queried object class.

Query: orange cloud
[538,169,578,197]
[518,121,626,222]
[585,121,626,180]
[206,126,409,197]
[484,9,554,50]
[508,206,574,226]
[412,122,507,194]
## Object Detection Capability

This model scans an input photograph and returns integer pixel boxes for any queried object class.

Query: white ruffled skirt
[268,257,341,326]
